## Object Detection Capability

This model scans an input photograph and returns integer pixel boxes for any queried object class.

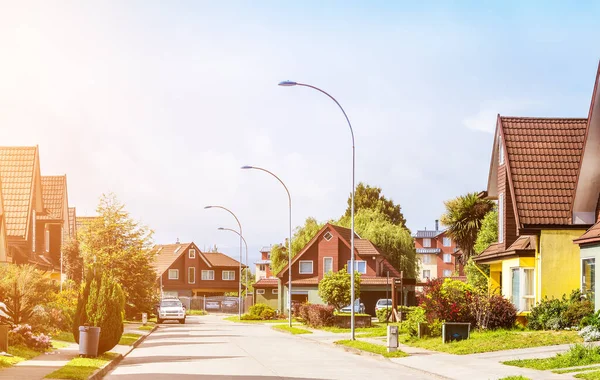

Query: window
[423,270,431,278]
[443,254,452,263]
[582,258,595,299]
[499,135,505,165]
[422,255,432,264]
[323,257,333,273]
[443,237,451,247]
[168,269,179,280]
[423,238,431,248]
[299,261,313,274]
[45,228,50,252]
[272,289,278,295]
[189,249,196,259]
[511,267,535,311]
[201,270,214,280]
[443,269,452,277]
[259,264,265,271]
[256,289,265,295]
[323,232,333,241]
[498,193,504,243]
[347,260,367,274]
[188,267,195,284]
[222,270,235,280]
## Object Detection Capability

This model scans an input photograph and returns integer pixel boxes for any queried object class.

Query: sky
[1,1,599,271]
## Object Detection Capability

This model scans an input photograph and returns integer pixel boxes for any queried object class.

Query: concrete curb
[88,325,158,380]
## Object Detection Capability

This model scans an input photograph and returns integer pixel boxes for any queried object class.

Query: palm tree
[440,192,494,265]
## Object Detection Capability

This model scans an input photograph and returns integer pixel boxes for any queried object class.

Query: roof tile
[38,176,66,221]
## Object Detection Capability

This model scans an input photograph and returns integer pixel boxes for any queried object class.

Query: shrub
[0,265,55,325]
[419,278,476,325]
[400,306,426,336]
[249,304,269,318]
[260,309,276,320]
[317,266,360,310]
[240,313,261,320]
[376,307,390,323]
[580,325,600,342]
[9,324,52,351]
[564,299,594,327]
[300,304,335,327]
[247,303,276,320]
[527,290,592,330]
[486,294,517,329]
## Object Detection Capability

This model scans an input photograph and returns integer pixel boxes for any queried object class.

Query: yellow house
[474,62,600,316]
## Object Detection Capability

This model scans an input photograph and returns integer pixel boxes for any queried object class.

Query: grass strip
[553,365,600,374]
[334,339,408,358]
[224,316,294,324]
[118,332,143,346]
[497,377,531,380]
[138,325,154,331]
[504,344,600,370]
[186,310,207,316]
[52,331,76,343]
[52,341,70,349]
[0,345,41,368]
[44,352,118,380]
[575,371,600,379]
[272,325,312,335]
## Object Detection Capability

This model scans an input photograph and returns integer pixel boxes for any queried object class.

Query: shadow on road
[121,355,243,366]
[140,341,226,349]
[108,375,327,380]
[147,334,241,339]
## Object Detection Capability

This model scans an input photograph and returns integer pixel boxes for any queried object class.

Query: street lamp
[278,81,357,339]
[218,227,248,317]
[241,165,293,328]
[204,205,245,319]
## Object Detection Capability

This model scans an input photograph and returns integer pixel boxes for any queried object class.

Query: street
[105,315,436,380]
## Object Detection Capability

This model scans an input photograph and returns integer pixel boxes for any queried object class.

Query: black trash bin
[78,326,101,357]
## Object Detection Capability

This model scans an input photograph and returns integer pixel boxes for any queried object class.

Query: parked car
[157,298,186,324]
[375,299,392,313]
[221,298,238,312]
[341,299,366,314]
[205,300,221,311]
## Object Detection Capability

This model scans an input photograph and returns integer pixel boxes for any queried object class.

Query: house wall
[580,244,600,310]
[540,230,585,300]
[255,265,267,280]
[255,288,278,309]
[500,257,535,307]
[418,254,437,281]
[490,262,502,294]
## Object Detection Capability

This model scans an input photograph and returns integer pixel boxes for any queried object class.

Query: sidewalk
[0,343,79,380]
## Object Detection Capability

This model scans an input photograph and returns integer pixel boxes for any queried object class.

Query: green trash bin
[78,326,101,357]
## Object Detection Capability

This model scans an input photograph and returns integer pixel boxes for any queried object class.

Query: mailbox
[387,325,399,352]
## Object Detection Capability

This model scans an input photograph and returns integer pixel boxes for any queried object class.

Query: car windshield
[161,301,181,307]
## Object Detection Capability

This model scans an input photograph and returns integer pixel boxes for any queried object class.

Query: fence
[179,295,254,314]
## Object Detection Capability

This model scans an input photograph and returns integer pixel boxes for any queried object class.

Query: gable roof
[473,236,536,264]
[253,278,278,288]
[68,207,77,239]
[0,146,44,239]
[38,176,67,221]
[153,243,193,276]
[203,252,246,268]
[414,230,445,238]
[574,221,600,246]
[489,117,588,226]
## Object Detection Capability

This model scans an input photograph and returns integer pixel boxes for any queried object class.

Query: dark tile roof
[204,252,246,268]
[354,239,382,256]
[38,176,66,221]
[414,230,444,238]
[575,222,600,246]
[501,117,587,225]
[152,243,192,276]
[329,224,360,243]
[254,278,278,288]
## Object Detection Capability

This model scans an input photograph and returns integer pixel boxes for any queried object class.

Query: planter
[79,326,101,357]
[442,322,470,343]
[333,315,371,328]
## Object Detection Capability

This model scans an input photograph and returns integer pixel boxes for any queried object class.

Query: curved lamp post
[204,205,245,319]
[218,227,248,316]
[241,165,293,328]
[278,81,357,339]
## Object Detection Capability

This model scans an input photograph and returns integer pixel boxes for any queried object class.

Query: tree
[270,217,325,275]
[63,238,83,284]
[318,266,361,310]
[467,210,498,291]
[440,192,494,264]
[344,182,407,228]
[0,265,55,324]
[79,193,157,319]
[337,209,417,278]
[242,268,255,294]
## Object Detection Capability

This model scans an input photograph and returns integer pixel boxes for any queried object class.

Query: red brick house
[413,220,463,282]
[255,246,273,280]
[153,242,246,298]
[271,223,414,315]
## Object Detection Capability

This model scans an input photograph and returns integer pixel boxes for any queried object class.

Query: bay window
[511,267,535,312]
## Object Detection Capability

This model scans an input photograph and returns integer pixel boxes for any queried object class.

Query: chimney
[435,220,439,231]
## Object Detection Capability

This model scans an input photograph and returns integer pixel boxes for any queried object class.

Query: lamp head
[278,80,297,87]
[204,206,213,209]
[240,165,254,170]
[217,227,225,231]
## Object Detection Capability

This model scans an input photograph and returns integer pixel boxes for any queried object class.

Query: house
[0,146,51,269]
[255,246,273,280]
[153,242,245,298]
[574,222,600,309]
[275,223,414,315]
[37,175,70,280]
[253,278,279,310]
[474,62,600,315]
[413,219,462,282]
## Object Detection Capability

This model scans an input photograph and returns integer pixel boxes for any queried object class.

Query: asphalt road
[104,314,437,380]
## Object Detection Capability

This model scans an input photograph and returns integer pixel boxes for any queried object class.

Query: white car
[375,299,392,312]
[341,299,366,314]
[157,299,186,324]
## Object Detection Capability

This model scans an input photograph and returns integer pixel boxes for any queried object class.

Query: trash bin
[0,325,8,352]
[142,313,148,325]
[78,326,101,357]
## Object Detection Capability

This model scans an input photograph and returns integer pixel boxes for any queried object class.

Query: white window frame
[581,257,595,296]
[443,253,452,263]
[510,267,535,312]
[443,237,452,247]
[443,269,452,277]
[299,260,313,274]
[189,249,196,259]
[498,193,504,243]
[499,135,505,165]
[323,257,333,274]
[272,289,278,295]
[323,231,333,241]
[423,270,430,279]
[422,254,431,264]
[45,228,50,252]
[201,270,215,280]
[222,270,235,281]
[168,269,179,280]
[347,260,367,274]
[256,289,265,295]
[188,267,195,284]
[423,238,431,248]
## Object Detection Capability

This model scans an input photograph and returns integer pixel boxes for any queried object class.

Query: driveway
[105,314,437,380]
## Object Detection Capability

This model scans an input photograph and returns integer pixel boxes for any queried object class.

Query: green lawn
[138,325,154,331]
[318,322,393,335]
[554,366,600,374]
[0,345,41,368]
[186,310,207,316]
[52,331,76,343]
[334,340,408,358]
[504,344,600,370]
[271,325,312,335]
[403,329,581,355]
[576,371,600,379]
[118,333,143,346]
[52,341,70,349]
[44,352,119,380]
[224,316,295,324]
[498,377,531,380]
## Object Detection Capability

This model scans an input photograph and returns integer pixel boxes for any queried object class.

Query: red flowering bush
[486,294,517,329]
[299,304,335,327]
[9,324,52,351]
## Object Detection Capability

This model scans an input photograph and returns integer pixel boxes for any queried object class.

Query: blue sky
[1,1,599,270]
